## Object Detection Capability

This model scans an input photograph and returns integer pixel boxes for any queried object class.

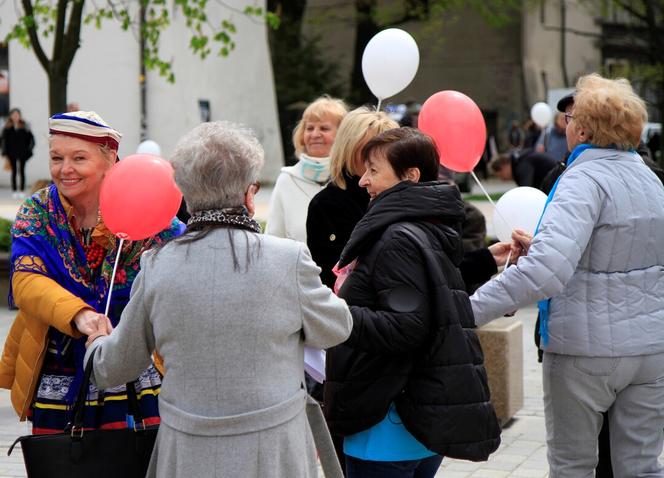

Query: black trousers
[9,155,27,191]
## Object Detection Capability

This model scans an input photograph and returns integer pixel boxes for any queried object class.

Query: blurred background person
[0,110,183,434]
[398,100,421,128]
[522,119,542,149]
[2,107,34,198]
[489,148,559,191]
[266,95,348,241]
[536,111,568,162]
[471,73,664,477]
[325,128,500,477]
[508,119,523,149]
[437,166,487,253]
[85,121,352,477]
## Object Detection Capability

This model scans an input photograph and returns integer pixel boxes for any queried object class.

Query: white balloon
[530,102,552,128]
[362,28,420,101]
[493,187,548,242]
[136,139,162,156]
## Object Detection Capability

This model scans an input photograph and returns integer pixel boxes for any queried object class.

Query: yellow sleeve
[12,256,93,338]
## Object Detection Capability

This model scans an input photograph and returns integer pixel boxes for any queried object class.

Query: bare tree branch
[62,0,85,70]
[52,0,68,61]
[612,0,648,23]
[19,0,50,70]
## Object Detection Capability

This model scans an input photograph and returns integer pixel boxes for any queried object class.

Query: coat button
[329,234,336,241]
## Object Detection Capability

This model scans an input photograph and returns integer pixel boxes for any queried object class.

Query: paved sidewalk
[0,306,545,478]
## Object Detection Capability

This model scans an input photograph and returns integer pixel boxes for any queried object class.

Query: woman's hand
[511,229,533,257]
[488,241,512,267]
[73,309,109,336]
[84,316,114,348]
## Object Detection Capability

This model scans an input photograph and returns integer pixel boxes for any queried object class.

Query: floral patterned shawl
[10,184,184,401]
[10,184,184,317]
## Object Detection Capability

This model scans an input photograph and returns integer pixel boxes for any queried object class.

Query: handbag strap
[70,346,144,430]
[305,395,343,478]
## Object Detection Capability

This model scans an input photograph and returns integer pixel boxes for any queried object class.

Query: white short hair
[170,122,265,212]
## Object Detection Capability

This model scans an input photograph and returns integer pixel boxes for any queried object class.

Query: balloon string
[104,237,124,317]
[470,171,512,235]
[376,98,382,111]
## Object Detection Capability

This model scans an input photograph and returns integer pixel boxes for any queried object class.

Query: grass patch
[0,217,11,252]
[463,192,504,202]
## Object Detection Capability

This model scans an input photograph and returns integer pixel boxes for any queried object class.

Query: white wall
[522,1,600,107]
[147,1,283,181]
[0,0,282,189]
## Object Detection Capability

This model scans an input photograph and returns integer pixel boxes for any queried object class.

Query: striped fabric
[30,334,161,434]
[49,111,122,150]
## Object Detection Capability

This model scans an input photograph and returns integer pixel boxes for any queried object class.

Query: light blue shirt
[344,403,438,461]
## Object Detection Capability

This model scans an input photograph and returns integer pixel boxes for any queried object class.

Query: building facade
[0,0,283,189]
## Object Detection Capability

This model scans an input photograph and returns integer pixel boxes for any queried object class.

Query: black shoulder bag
[8,347,158,478]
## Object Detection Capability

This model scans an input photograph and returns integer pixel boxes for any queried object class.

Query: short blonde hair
[329,107,399,189]
[292,95,348,156]
[572,73,647,150]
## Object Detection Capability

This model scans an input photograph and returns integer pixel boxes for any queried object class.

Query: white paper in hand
[304,347,326,384]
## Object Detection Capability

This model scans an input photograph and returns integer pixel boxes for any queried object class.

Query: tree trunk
[48,68,68,116]
[349,0,379,106]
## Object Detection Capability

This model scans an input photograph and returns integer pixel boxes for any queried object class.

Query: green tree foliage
[4,0,278,115]
[267,1,343,164]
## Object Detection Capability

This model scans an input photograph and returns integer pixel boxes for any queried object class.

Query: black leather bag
[8,348,158,478]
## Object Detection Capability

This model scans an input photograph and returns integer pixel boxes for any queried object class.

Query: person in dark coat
[489,148,559,191]
[307,107,399,290]
[1,108,34,197]
[324,128,501,477]
[308,113,508,294]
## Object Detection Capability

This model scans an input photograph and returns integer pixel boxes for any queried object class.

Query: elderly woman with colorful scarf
[0,111,183,433]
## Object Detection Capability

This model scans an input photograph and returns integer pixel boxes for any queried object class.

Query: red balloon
[100,154,182,241]
[418,91,487,173]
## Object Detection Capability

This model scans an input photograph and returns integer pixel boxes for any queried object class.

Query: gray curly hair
[170,121,265,213]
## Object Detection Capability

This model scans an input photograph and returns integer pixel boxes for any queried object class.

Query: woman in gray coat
[471,73,664,477]
[84,122,352,477]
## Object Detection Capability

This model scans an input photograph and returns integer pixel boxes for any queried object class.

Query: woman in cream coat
[85,122,352,477]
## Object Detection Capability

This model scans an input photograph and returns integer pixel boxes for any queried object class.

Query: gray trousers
[543,351,664,478]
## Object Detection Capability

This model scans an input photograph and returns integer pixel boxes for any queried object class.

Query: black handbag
[8,348,159,478]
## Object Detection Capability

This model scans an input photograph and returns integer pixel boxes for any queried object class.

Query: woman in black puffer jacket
[324,128,500,477]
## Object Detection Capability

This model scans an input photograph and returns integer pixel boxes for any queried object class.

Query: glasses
[564,113,574,125]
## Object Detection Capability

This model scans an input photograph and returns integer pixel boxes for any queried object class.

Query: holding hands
[73,309,113,347]
[510,229,533,259]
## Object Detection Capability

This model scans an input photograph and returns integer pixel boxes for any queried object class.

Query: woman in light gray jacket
[471,73,664,477]
[84,122,352,477]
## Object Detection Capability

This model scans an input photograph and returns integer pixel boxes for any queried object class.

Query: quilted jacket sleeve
[470,168,603,325]
[346,233,431,354]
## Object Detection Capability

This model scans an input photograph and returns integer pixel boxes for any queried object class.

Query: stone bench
[476,318,523,425]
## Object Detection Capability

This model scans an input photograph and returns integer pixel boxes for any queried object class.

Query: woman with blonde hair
[0,111,182,434]
[266,95,348,242]
[471,73,664,476]
[307,107,398,288]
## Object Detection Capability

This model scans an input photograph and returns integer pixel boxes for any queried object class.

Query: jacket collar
[338,181,465,267]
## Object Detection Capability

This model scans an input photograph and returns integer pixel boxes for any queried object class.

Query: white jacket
[265,163,326,242]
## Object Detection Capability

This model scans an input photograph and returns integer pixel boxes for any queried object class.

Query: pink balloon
[418,91,487,173]
[100,154,182,241]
